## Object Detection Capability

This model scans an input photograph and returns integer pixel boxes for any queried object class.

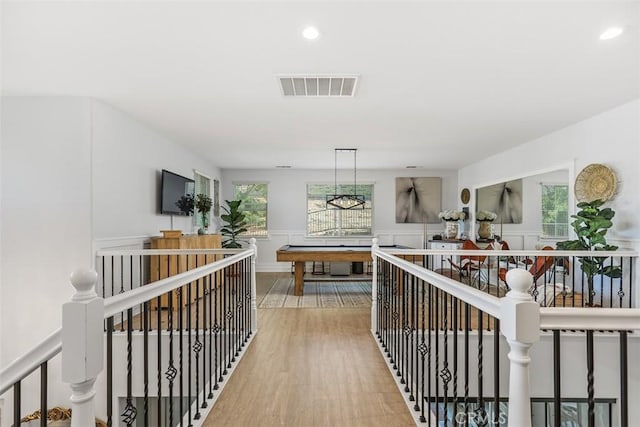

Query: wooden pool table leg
[294,261,304,296]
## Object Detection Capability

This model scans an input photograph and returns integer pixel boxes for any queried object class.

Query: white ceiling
[2,1,639,170]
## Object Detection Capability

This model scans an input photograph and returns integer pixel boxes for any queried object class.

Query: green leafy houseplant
[220,200,248,248]
[195,193,213,233]
[175,194,194,215]
[556,199,622,306]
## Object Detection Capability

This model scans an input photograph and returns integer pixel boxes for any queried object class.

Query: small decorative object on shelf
[438,209,466,239]
[476,210,497,239]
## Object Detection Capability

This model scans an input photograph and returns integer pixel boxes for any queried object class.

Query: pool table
[276,244,410,296]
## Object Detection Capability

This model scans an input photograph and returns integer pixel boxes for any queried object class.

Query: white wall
[90,100,221,242]
[0,97,221,423]
[1,97,94,414]
[221,168,458,271]
[459,99,640,250]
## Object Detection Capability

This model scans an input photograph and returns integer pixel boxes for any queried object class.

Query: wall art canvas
[395,177,442,223]
[476,179,523,224]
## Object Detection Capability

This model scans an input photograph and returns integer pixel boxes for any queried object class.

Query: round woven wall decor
[574,163,617,202]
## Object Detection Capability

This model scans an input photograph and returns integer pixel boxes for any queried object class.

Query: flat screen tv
[160,169,195,215]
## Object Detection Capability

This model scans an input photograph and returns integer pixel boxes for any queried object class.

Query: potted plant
[175,194,194,216]
[220,199,248,248]
[195,193,213,234]
[556,199,622,306]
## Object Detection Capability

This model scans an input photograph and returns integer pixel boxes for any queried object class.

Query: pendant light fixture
[326,148,366,210]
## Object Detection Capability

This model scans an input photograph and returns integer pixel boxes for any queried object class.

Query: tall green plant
[221,200,248,248]
[556,199,621,305]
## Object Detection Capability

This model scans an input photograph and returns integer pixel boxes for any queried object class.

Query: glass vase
[445,221,459,239]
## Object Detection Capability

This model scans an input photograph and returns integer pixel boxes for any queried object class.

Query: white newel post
[501,269,540,427]
[371,238,379,333]
[62,269,104,427]
[250,238,258,332]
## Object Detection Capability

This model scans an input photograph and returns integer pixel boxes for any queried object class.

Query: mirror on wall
[472,168,569,249]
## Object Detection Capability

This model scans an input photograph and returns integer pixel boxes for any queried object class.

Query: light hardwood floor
[202,273,415,427]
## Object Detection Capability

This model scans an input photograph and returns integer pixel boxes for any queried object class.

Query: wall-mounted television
[160,169,195,215]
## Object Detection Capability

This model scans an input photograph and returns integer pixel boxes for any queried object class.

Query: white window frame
[306,182,374,237]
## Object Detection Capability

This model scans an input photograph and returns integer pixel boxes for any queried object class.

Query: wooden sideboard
[150,234,221,310]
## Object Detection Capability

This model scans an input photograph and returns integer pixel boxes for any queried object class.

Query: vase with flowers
[195,193,213,235]
[438,209,466,239]
[476,210,497,239]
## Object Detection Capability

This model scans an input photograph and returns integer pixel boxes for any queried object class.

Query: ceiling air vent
[278,75,359,97]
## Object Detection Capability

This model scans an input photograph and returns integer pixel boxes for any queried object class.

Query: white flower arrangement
[476,210,497,222]
[438,209,466,222]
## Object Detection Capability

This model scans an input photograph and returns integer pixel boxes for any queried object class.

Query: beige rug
[259,278,372,308]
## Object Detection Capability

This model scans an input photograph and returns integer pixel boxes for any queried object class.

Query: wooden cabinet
[150,234,221,310]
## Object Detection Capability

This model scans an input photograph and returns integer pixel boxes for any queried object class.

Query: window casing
[233,183,268,237]
[541,183,569,238]
[307,183,373,237]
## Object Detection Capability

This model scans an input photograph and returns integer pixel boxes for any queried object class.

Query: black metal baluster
[156,295,162,426]
[417,278,426,418]
[214,269,221,389]
[476,309,485,425]
[587,330,595,427]
[453,296,459,426]
[553,330,561,427]
[435,287,440,423]
[178,286,184,427]
[187,276,193,424]
[493,319,500,425]
[120,257,125,332]
[40,362,47,427]
[201,274,208,410]
[121,308,136,426]
[208,272,214,400]
[464,303,470,425]
[143,301,149,426]
[441,291,451,425]
[426,283,433,426]
[13,382,21,427]
[101,256,106,299]
[408,274,416,403]
[620,330,628,427]
[167,289,175,427]
[111,257,115,299]
[627,259,633,308]
[194,272,202,420]
[106,316,114,427]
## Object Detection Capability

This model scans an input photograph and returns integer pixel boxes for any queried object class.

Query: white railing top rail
[104,249,252,317]
[374,246,502,318]
[380,248,639,258]
[0,329,61,396]
[96,248,244,257]
[540,307,640,331]
[0,245,255,398]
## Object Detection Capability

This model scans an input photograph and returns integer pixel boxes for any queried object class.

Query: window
[541,183,569,238]
[307,183,373,237]
[194,171,211,229]
[234,183,268,237]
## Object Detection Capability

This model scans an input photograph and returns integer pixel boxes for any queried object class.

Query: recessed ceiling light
[600,27,624,40]
[302,26,320,40]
